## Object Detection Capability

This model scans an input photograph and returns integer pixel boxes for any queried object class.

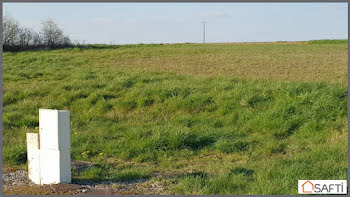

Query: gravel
[2,169,35,186]
[2,161,163,195]
[2,169,156,195]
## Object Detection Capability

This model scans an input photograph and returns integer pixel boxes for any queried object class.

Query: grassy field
[3,40,348,194]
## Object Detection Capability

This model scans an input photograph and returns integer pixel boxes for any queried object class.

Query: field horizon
[52,38,348,46]
[3,40,348,194]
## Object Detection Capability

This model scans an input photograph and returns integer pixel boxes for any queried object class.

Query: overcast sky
[4,3,348,44]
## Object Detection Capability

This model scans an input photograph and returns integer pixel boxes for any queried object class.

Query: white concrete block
[26,133,41,184]
[27,132,40,150]
[39,109,70,151]
[27,109,72,185]
[39,149,71,184]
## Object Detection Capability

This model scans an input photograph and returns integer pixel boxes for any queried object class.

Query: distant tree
[41,18,64,47]
[3,15,73,51]
[18,27,33,47]
[60,35,71,47]
[32,31,43,46]
[3,15,20,47]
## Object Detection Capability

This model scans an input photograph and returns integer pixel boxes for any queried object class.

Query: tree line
[3,15,76,52]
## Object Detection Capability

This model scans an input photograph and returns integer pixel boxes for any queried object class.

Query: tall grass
[3,41,348,194]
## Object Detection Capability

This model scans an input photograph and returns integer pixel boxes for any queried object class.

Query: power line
[201,21,207,43]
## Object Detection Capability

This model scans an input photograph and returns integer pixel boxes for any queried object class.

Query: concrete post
[26,109,71,185]
[26,133,40,184]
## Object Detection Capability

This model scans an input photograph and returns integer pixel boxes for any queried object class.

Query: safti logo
[301,180,314,193]
[298,180,347,194]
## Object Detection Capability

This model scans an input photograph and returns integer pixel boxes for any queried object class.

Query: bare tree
[3,15,73,51]
[32,31,43,46]
[3,15,20,47]
[41,18,64,47]
[18,27,33,47]
[58,35,71,47]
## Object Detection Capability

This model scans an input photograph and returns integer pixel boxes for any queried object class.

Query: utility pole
[201,21,207,43]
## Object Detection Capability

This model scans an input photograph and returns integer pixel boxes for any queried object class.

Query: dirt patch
[3,184,85,195]
[2,169,104,195]
[2,162,166,195]
[72,160,99,172]
[2,169,141,195]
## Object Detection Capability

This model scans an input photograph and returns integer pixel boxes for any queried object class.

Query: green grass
[3,41,348,194]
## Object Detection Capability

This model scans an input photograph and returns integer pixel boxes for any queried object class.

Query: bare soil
[2,161,163,195]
